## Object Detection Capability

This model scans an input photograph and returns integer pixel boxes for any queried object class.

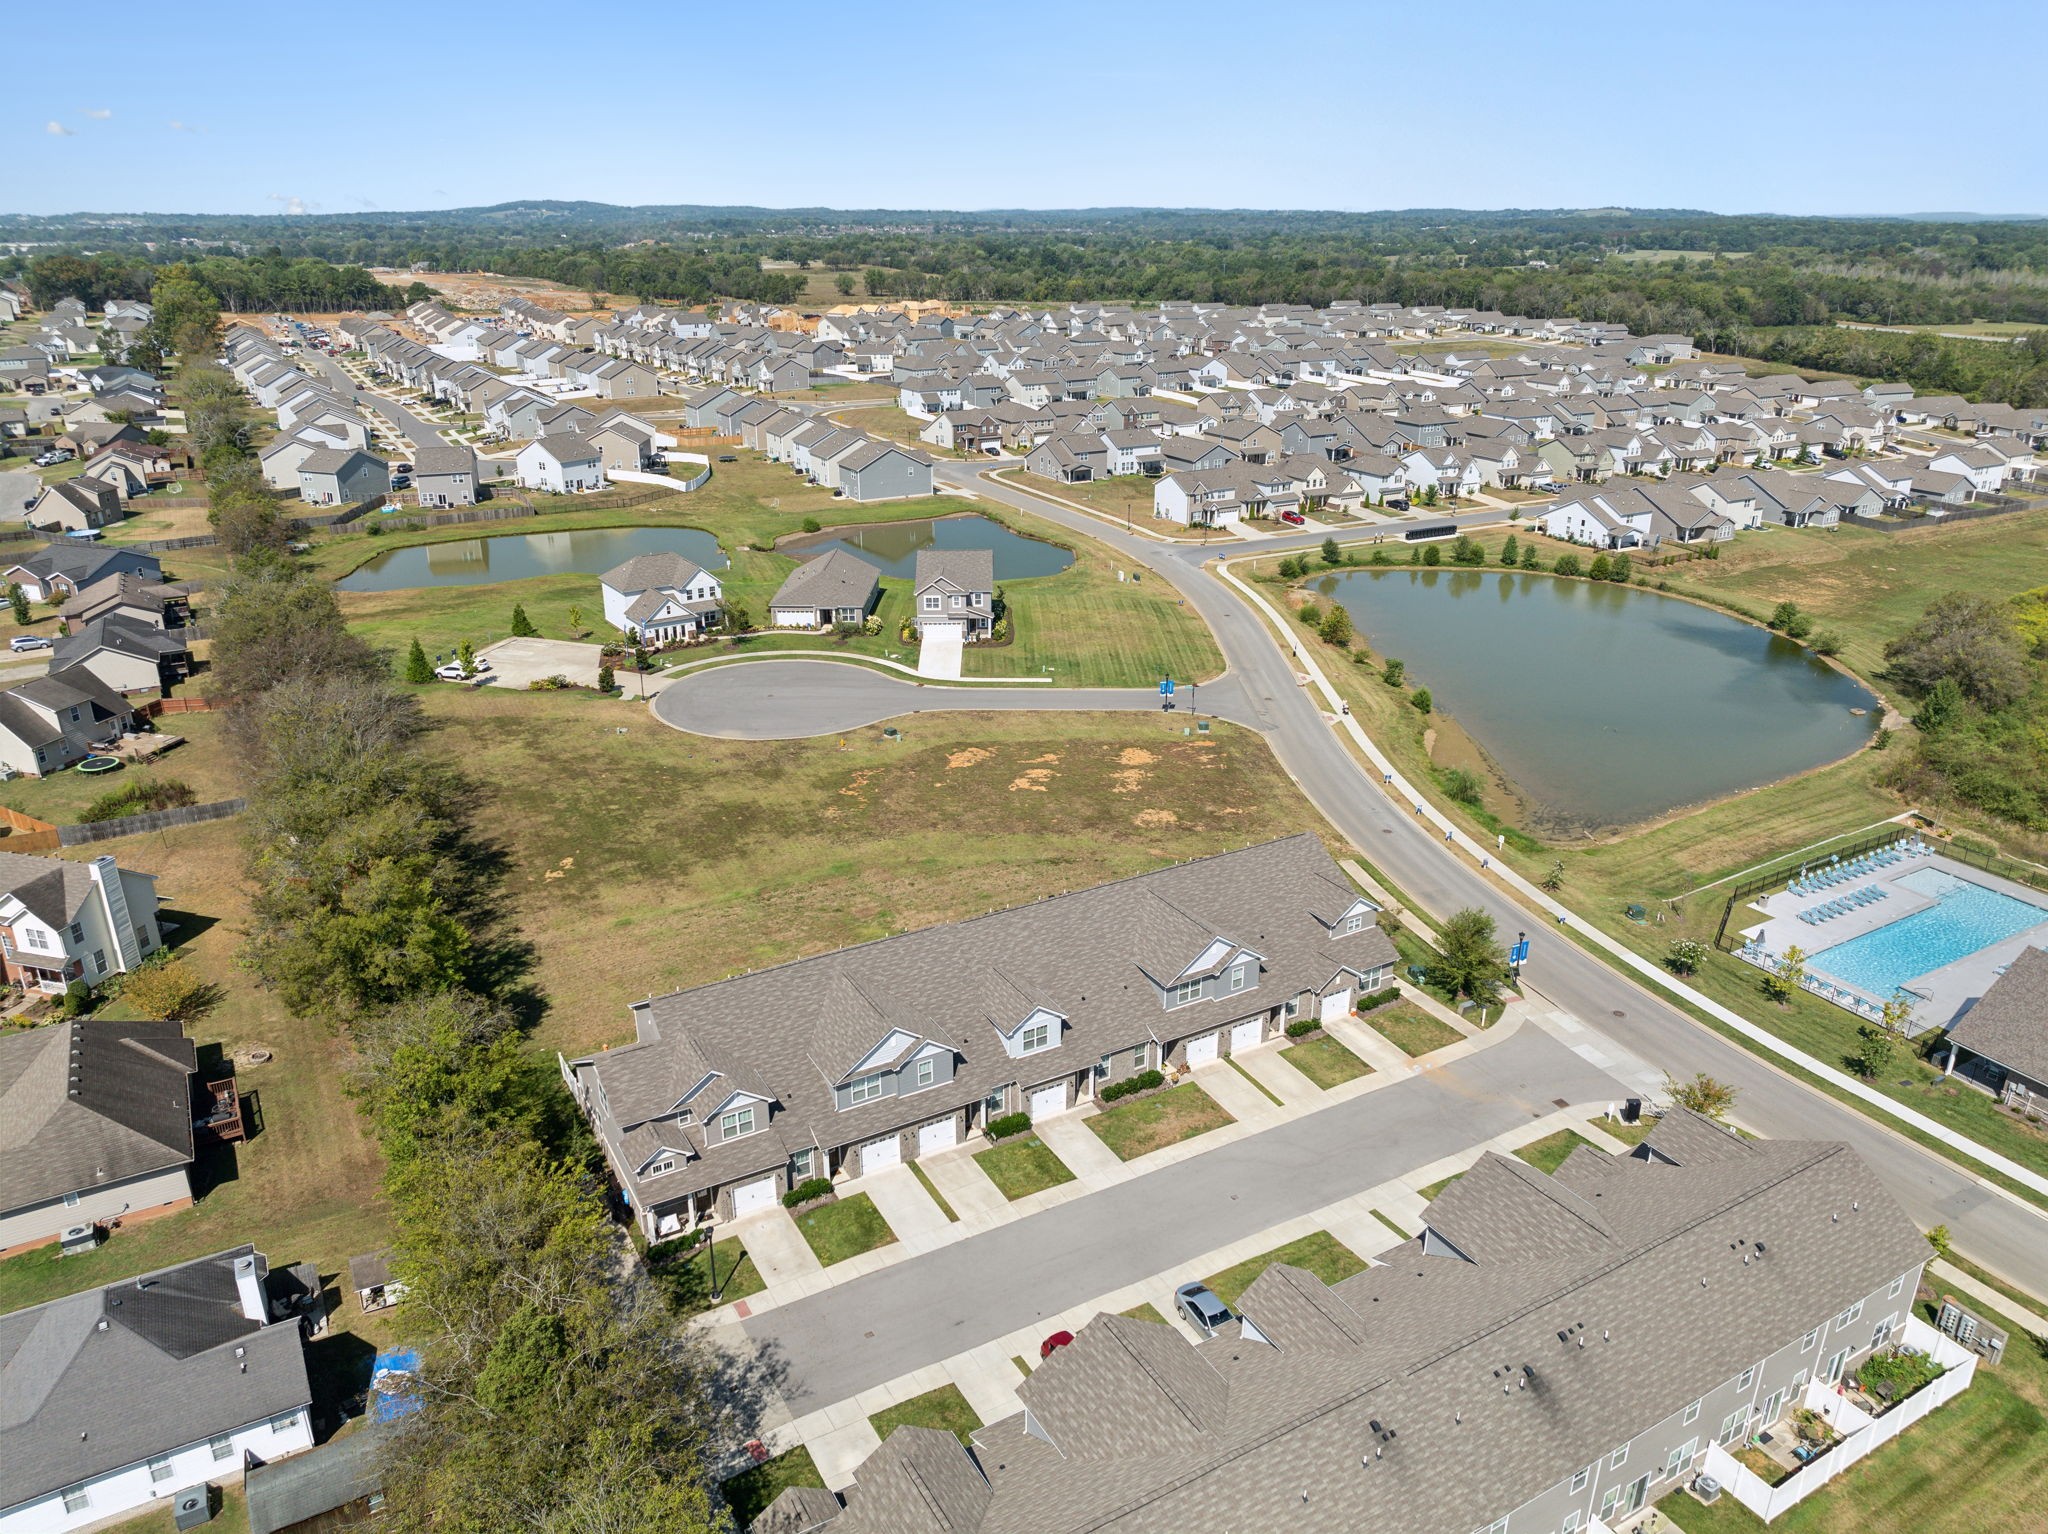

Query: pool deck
[1738,849,2048,1035]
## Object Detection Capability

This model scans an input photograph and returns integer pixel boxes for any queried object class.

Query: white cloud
[84,108,112,120]
[266,193,314,215]
[44,121,73,137]
[168,119,197,132]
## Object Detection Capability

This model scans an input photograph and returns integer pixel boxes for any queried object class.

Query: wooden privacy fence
[0,806,60,854]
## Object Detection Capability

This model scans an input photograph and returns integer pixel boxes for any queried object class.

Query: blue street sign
[1160,677,1176,696]
[1510,940,1531,966]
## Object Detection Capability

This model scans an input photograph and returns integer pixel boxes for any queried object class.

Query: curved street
[925,459,2048,1288]
[651,657,1260,739]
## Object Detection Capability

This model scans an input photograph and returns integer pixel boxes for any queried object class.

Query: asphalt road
[306,352,446,451]
[946,462,2048,1288]
[745,1025,1626,1408]
[651,658,1260,739]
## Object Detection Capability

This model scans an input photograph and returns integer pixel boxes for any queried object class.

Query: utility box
[172,1486,214,1529]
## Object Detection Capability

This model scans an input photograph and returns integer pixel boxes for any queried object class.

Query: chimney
[232,1254,267,1325]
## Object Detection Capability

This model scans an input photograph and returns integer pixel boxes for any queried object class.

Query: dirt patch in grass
[1364,1001,1464,1058]
[419,691,1340,1058]
[1202,1231,1368,1308]
[1281,1032,1373,1089]
[973,1136,1075,1201]
[794,1192,896,1266]
[1086,1082,1234,1162]
[869,1383,982,1447]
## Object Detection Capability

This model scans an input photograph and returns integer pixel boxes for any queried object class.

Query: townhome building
[563,835,1397,1240]
[777,1112,1937,1534]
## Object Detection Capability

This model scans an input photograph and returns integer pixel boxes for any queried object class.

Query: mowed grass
[1678,1297,2048,1534]
[0,812,395,1357]
[415,689,1336,1056]
[720,1445,825,1529]
[0,712,246,825]
[826,405,936,447]
[996,470,1211,539]
[1201,1231,1368,1308]
[1513,1129,1598,1175]
[1363,1000,1463,1058]
[649,1235,764,1317]
[869,1383,982,1447]
[1280,1031,1372,1089]
[973,1136,1075,1201]
[793,1192,895,1266]
[1121,1302,1169,1324]
[1086,1082,1233,1161]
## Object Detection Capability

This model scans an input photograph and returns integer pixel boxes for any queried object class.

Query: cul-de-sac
[4,6,2048,1533]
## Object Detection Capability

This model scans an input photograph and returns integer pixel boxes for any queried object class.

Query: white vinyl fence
[606,452,711,493]
[1702,1316,1977,1521]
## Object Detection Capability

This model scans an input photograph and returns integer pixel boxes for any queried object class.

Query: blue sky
[15,0,2045,218]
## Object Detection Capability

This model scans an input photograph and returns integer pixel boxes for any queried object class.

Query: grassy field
[1086,1083,1233,1161]
[1281,1031,1372,1088]
[1513,1128,1598,1175]
[1203,1231,1369,1307]
[0,711,245,824]
[869,1384,982,1447]
[720,1445,825,1528]
[1677,1295,2048,1534]
[824,405,935,447]
[794,1193,895,1266]
[416,689,1334,1056]
[992,470,1213,540]
[1363,1000,1464,1057]
[974,1135,1075,1201]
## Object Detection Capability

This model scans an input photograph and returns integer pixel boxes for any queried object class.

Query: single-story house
[1944,945,2048,1106]
[769,549,883,629]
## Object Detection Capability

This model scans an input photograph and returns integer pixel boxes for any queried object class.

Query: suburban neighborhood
[2,11,2047,1533]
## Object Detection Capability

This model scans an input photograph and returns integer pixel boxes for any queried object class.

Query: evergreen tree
[509,604,538,637]
[404,638,433,684]
[1500,534,1520,567]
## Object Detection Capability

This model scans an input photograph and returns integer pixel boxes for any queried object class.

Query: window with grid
[210,1434,234,1462]
[62,1487,89,1514]
[1020,1022,1051,1053]
[720,1106,755,1139]
[148,1456,174,1484]
[848,1075,887,1105]
[914,1057,936,1089]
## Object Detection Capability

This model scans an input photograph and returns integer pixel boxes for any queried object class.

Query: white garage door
[1320,988,1353,1023]
[730,1176,778,1217]
[860,1135,902,1174]
[1028,1082,1068,1120]
[1230,1018,1263,1053]
[1184,1032,1219,1068]
[918,1118,958,1155]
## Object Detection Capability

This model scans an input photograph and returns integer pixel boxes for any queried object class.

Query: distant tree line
[22,250,428,313]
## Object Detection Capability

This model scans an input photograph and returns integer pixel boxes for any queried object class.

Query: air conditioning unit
[59,1224,100,1256]
[1692,1474,1723,1505]
[172,1485,214,1529]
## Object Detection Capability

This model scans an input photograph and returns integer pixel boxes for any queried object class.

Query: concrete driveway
[477,636,606,689]
[650,659,1261,740]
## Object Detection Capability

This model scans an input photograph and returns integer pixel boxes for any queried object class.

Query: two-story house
[599,551,725,643]
[0,850,163,997]
[911,547,996,642]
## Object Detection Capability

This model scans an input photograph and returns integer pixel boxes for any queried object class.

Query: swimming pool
[1810,868,2048,999]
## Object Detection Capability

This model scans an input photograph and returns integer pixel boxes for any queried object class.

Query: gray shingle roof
[0,1017,195,1211]
[0,1246,310,1510]
[913,547,993,596]
[770,549,882,614]
[1947,944,2048,1084]
[827,1113,1928,1534]
[602,552,712,598]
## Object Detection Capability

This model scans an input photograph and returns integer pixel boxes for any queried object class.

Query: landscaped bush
[984,1111,1033,1141]
[782,1177,834,1208]
[1284,1017,1323,1038]
[1099,1068,1164,1102]
[1858,1347,1942,1405]
[1356,987,1405,1013]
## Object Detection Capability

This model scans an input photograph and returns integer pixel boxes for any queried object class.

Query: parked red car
[1279,509,1306,525]
[1040,1329,1075,1359]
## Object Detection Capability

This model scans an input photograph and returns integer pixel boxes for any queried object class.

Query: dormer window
[647,1157,676,1177]
[1344,913,1365,934]
[1019,1020,1052,1053]
[719,1106,756,1140]
[1229,964,1248,993]
[848,1074,888,1105]
[913,1056,937,1088]
[1172,978,1202,1007]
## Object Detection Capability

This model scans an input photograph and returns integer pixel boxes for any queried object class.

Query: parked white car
[9,635,52,652]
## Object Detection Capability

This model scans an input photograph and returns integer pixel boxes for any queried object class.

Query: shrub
[1351,648,1372,666]
[1408,546,1422,565]
[1441,766,1484,805]
[1666,938,1709,976]
[509,603,538,637]
[1369,548,1393,566]
[1320,536,1342,567]
[1554,553,1582,577]
[1297,601,1322,625]
[1500,534,1520,567]
[1589,554,1613,581]
[1451,535,1485,566]
[1382,658,1406,687]
[1357,987,1404,1013]
[118,956,216,1024]
[782,1177,833,1208]
[403,637,433,684]
[1813,629,1844,656]
[1100,1068,1165,1102]
[1608,553,1633,583]
[1284,1017,1323,1038]
[984,1111,1033,1141]
[801,517,822,533]
[1319,604,1353,647]
[596,664,615,693]
[60,981,94,1018]
[1411,687,1433,714]
[1422,544,1441,566]
[1520,545,1540,570]
[77,778,197,823]
[1768,600,1800,632]
[1785,612,1815,640]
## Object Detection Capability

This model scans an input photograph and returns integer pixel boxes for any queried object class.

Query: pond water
[336,526,728,592]
[784,514,1074,580]
[1310,568,1881,831]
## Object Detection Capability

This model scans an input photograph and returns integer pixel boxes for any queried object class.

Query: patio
[1736,840,2048,1033]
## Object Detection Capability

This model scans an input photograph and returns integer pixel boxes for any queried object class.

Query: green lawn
[1678,1297,2048,1534]
[1513,1129,1599,1175]
[1417,1172,1464,1200]
[825,405,935,447]
[720,1445,826,1529]
[1120,1302,1169,1325]
[995,470,1212,540]
[1281,1031,1373,1089]
[909,1160,959,1221]
[973,1135,1076,1201]
[0,711,245,826]
[1364,1001,1464,1058]
[648,1235,764,1316]
[793,1193,896,1266]
[1600,1115,1660,1147]
[1086,1082,1234,1161]
[1370,1209,1413,1240]
[869,1384,982,1447]
[1201,1231,1369,1308]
